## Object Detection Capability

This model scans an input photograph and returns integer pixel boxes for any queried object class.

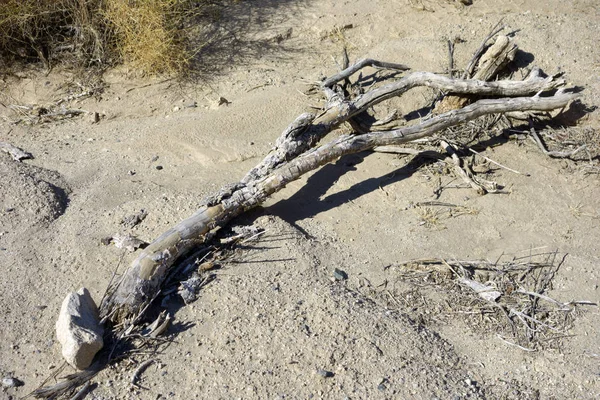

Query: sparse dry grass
[387,252,595,350]
[0,0,207,76]
[412,201,479,229]
[102,0,195,76]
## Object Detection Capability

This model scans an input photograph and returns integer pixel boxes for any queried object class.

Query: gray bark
[100,77,578,321]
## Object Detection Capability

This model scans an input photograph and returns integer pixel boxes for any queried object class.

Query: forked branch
[101,86,578,322]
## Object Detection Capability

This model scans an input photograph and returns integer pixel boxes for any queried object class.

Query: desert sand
[1,1,599,399]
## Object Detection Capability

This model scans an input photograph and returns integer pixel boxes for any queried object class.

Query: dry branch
[101,81,578,322]
[391,253,595,349]
[440,140,499,194]
[321,58,410,87]
[437,33,517,113]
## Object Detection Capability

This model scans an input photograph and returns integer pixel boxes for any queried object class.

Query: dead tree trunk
[100,66,577,322]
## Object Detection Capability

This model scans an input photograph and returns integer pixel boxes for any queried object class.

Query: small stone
[2,377,24,388]
[316,369,334,378]
[172,106,181,112]
[156,165,163,170]
[89,112,100,124]
[211,97,231,109]
[378,378,389,391]
[217,97,230,106]
[121,209,148,228]
[333,268,348,281]
[56,288,104,370]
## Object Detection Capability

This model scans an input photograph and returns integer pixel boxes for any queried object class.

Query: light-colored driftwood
[100,71,577,321]
[437,34,517,113]
[0,141,33,161]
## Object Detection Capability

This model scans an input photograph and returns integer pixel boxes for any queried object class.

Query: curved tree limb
[321,58,410,88]
[101,88,579,321]
[211,68,564,198]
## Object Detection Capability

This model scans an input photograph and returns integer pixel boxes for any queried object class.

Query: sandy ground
[1,0,600,399]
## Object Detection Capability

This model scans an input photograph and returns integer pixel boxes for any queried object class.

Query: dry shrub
[0,0,207,76]
[0,0,104,70]
[102,0,195,76]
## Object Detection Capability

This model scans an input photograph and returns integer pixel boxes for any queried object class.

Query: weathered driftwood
[100,65,577,322]
[0,141,33,161]
[437,34,517,113]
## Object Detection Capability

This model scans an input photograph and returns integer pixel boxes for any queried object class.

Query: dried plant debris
[388,252,597,350]
[2,81,104,125]
[531,126,600,169]
[101,234,148,252]
[121,209,148,229]
[220,224,265,245]
[409,201,479,229]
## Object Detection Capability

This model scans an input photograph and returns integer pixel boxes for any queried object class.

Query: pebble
[156,165,163,170]
[316,369,334,378]
[2,377,24,388]
[89,111,100,124]
[333,268,348,281]
[378,378,389,391]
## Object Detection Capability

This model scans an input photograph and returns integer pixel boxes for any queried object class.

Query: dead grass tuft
[0,0,104,70]
[0,0,209,76]
[102,0,195,76]
[411,201,479,229]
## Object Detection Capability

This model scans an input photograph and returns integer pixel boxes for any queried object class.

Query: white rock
[56,288,104,370]
[2,376,24,388]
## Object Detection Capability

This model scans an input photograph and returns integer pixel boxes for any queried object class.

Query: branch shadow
[267,152,437,230]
